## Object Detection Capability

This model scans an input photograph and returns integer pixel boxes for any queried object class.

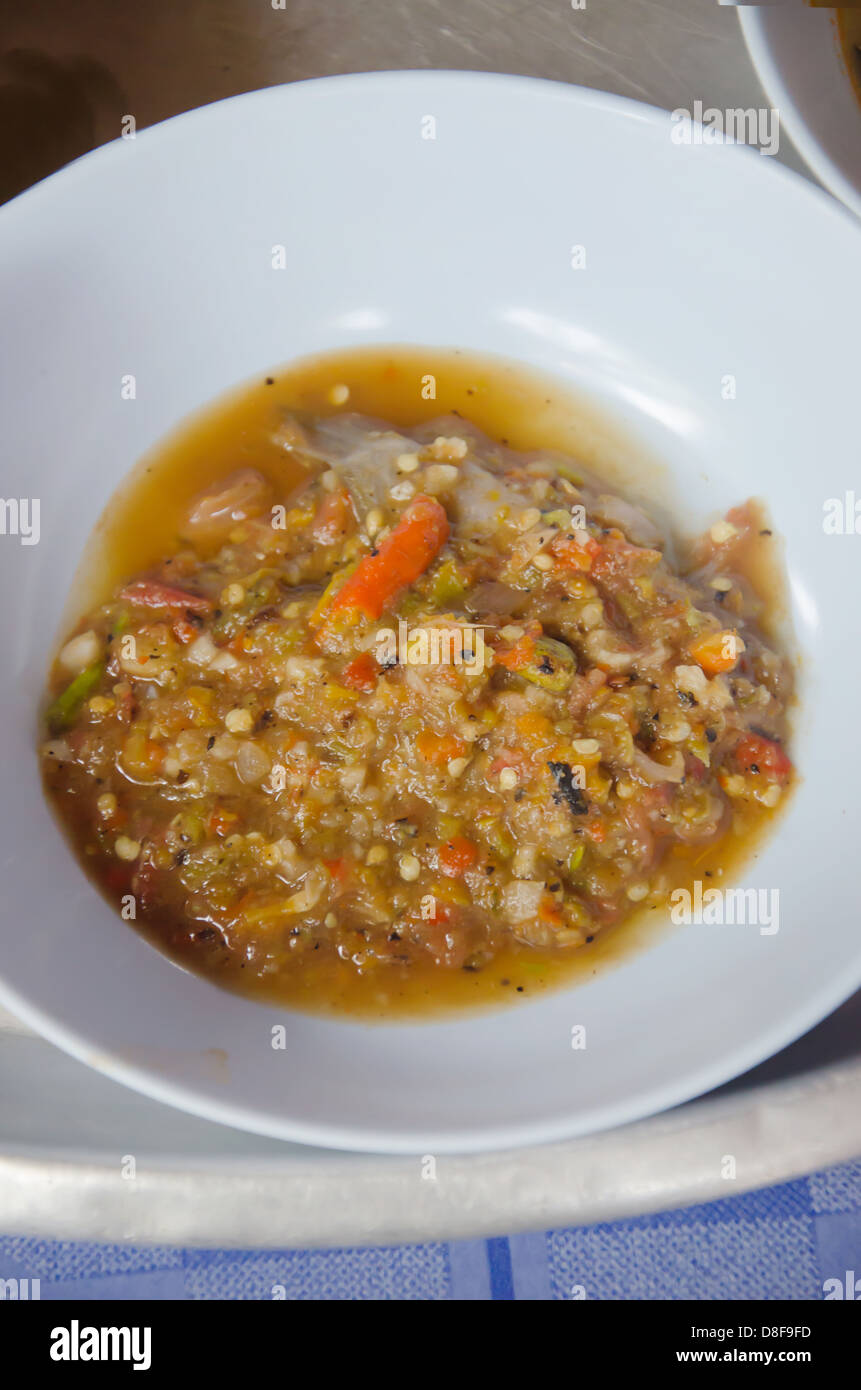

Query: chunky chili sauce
[41,348,795,1018]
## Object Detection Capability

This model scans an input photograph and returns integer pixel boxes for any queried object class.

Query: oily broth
[80,347,678,603]
[50,346,794,1020]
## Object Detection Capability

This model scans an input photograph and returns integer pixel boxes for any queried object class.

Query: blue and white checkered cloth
[2,1157,859,1299]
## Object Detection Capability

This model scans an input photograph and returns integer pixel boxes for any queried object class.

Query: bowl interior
[1,72,860,1152]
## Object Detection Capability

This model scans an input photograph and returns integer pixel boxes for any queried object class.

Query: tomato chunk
[341,653,379,692]
[312,486,354,546]
[734,733,792,780]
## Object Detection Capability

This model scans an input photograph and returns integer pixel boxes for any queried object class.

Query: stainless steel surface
[0,0,808,207]
[0,0,857,1241]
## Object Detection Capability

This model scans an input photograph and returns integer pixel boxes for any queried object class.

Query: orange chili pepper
[325,494,450,623]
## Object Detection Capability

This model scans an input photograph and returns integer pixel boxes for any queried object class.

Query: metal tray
[1,0,857,1243]
[2,998,859,1246]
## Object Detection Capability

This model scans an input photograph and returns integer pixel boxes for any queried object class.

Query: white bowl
[1,72,860,1154]
[740,4,861,220]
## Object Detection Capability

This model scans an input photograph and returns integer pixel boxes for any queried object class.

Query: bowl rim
[3,63,860,232]
[739,5,861,222]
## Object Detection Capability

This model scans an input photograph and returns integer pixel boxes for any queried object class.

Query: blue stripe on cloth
[447,1238,491,1299]
[485,1236,515,1300]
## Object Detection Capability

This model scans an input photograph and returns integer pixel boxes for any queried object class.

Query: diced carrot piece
[688,629,742,676]
[323,857,353,892]
[550,532,600,572]
[120,580,212,614]
[146,741,164,772]
[417,731,467,766]
[209,808,238,836]
[341,653,379,692]
[538,894,563,926]
[494,621,541,672]
[326,494,450,623]
[734,733,792,780]
[494,636,535,672]
[515,712,554,744]
[438,836,478,877]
